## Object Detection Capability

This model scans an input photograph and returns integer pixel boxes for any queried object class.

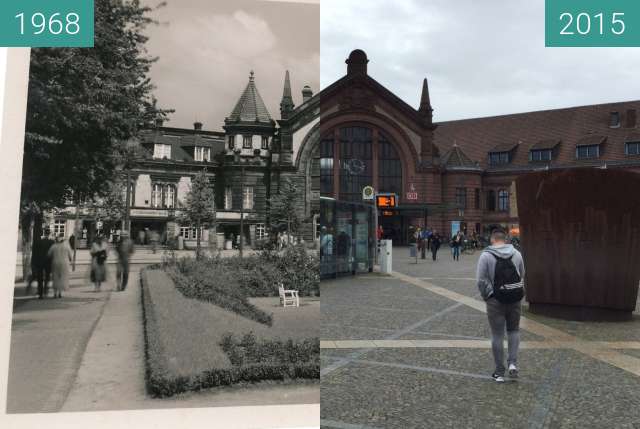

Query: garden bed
[141,268,319,398]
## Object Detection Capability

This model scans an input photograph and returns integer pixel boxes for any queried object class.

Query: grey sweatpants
[486,297,521,376]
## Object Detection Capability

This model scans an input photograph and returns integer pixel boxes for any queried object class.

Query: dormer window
[261,136,269,150]
[153,144,171,159]
[529,149,552,162]
[610,111,621,128]
[576,144,600,159]
[228,135,236,150]
[625,141,640,155]
[194,146,211,162]
[243,135,252,149]
[489,151,510,166]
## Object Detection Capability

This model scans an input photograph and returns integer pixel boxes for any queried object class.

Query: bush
[220,332,320,367]
[165,261,273,326]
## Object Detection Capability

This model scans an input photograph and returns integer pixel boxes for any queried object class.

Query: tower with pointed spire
[224,71,276,159]
[280,70,295,120]
[418,78,434,125]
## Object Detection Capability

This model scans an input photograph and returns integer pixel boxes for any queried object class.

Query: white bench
[279,284,299,308]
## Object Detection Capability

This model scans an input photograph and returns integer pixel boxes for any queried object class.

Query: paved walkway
[321,247,640,428]
[8,259,318,414]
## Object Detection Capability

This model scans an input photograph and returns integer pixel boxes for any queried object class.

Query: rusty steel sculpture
[516,168,640,321]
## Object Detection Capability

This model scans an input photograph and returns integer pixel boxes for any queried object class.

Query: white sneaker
[508,364,519,378]
[491,373,505,383]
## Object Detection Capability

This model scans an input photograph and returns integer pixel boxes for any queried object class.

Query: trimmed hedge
[140,269,319,398]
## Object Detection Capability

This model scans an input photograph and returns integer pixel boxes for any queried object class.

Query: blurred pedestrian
[430,231,441,261]
[90,235,108,292]
[116,232,135,291]
[47,234,72,298]
[451,231,462,261]
[31,227,54,299]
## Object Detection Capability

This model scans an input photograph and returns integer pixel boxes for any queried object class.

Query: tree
[269,177,302,244]
[19,0,171,277]
[178,170,216,257]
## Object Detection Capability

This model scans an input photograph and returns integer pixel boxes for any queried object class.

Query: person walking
[430,231,441,261]
[476,226,525,383]
[416,227,424,259]
[31,228,55,299]
[420,228,428,259]
[451,231,462,261]
[90,235,109,292]
[47,234,72,298]
[116,232,135,291]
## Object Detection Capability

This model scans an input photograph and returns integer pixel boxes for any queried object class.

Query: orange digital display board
[376,194,397,208]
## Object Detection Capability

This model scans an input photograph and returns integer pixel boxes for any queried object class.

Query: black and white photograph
[4,0,320,418]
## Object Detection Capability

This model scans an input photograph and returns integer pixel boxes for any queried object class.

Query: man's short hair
[490,227,507,241]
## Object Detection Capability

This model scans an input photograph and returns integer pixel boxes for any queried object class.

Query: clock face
[344,158,365,175]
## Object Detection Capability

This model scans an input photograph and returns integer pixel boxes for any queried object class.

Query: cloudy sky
[142,0,319,129]
[321,0,640,122]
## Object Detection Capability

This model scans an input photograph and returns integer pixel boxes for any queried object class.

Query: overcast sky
[143,0,639,129]
[142,0,319,130]
[321,0,640,122]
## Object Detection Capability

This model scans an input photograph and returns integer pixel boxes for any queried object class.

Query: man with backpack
[476,226,525,383]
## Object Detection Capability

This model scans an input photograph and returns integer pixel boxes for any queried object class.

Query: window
[455,188,467,209]
[610,111,621,128]
[489,151,510,166]
[164,185,175,208]
[194,146,211,162]
[261,136,269,150]
[498,189,509,212]
[228,135,236,150]
[224,187,233,210]
[153,144,171,159]
[529,149,552,162]
[152,184,163,208]
[53,220,66,237]
[576,144,600,159]
[625,142,640,155]
[243,135,252,149]
[339,127,373,202]
[152,184,176,208]
[180,226,202,240]
[474,188,480,210]
[319,138,334,196]
[256,223,267,240]
[242,186,254,210]
[378,134,402,196]
[487,190,496,212]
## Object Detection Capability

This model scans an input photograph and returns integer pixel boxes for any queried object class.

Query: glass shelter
[320,197,376,279]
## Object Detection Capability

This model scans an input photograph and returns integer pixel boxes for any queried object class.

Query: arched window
[498,189,509,212]
[315,125,403,201]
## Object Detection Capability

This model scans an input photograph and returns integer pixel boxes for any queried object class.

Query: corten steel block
[516,168,640,321]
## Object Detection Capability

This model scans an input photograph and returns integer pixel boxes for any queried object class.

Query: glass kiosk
[320,197,375,279]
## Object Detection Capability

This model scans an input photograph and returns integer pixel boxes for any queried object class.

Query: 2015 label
[559,12,625,36]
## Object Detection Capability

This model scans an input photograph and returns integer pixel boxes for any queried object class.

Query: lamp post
[239,164,245,259]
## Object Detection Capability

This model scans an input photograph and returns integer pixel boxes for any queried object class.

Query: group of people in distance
[28,228,135,299]
[412,227,442,261]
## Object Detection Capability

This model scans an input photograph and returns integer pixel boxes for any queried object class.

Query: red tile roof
[434,100,640,170]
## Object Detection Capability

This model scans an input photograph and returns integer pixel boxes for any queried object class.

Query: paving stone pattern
[321,247,640,428]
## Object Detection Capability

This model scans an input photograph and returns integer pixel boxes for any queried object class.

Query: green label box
[0,0,94,47]
[546,0,640,47]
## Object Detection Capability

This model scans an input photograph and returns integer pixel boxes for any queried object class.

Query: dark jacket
[31,237,54,270]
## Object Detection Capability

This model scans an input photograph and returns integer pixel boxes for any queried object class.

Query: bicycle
[461,239,476,255]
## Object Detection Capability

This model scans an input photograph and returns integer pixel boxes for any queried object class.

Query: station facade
[315,49,640,246]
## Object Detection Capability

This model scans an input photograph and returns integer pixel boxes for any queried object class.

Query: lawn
[141,247,320,397]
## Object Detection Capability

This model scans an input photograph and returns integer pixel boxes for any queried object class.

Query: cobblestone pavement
[321,247,640,429]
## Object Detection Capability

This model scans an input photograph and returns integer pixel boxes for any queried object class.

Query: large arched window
[339,127,373,202]
[314,125,403,202]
